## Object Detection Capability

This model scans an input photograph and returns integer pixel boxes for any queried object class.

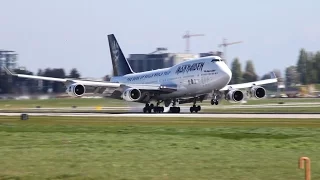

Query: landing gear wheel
[143,103,153,113]
[143,107,151,113]
[211,99,219,105]
[153,106,164,113]
[190,105,201,113]
[169,107,180,113]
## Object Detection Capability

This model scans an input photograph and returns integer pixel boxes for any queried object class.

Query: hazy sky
[1,0,319,78]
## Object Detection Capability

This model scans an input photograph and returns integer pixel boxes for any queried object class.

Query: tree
[296,48,308,84]
[69,68,81,79]
[230,58,242,84]
[242,60,258,82]
[306,54,317,84]
[315,51,320,83]
[12,68,37,94]
[0,71,11,94]
[41,68,66,93]
[285,66,300,87]
[52,68,66,93]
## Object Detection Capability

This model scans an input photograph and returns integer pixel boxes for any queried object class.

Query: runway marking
[1,113,320,119]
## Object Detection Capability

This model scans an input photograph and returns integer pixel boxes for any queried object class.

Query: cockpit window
[211,58,220,62]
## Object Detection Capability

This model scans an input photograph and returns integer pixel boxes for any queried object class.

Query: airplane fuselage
[110,56,232,99]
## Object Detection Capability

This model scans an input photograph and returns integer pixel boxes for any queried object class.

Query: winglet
[2,66,14,76]
[270,72,277,79]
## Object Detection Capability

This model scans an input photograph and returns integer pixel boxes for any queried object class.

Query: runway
[2,102,320,111]
[1,112,320,119]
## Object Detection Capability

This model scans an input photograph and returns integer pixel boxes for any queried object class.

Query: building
[0,50,17,70]
[128,52,199,72]
[199,51,223,58]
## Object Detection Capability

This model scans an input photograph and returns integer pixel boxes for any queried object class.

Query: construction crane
[182,31,205,53]
[218,38,243,64]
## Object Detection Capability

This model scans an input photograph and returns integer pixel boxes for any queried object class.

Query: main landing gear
[142,99,181,113]
[143,102,165,113]
[169,100,180,113]
[190,98,201,113]
[154,101,165,113]
[143,103,153,113]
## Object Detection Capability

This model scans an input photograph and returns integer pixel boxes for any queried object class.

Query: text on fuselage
[127,71,171,82]
[175,62,204,75]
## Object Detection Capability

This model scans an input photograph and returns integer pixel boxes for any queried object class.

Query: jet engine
[122,88,142,102]
[226,89,244,102]
[250,86,266,99]
[66,83,86,97]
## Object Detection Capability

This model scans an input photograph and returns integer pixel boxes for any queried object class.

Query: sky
[0,0,319,78]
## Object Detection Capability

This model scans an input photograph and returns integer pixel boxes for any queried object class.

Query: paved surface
[1,112,320,119]
[2,102,320,111]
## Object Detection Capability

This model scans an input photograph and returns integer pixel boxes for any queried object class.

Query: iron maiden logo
[175,62,204,75]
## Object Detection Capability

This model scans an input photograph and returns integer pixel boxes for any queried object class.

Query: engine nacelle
[226,89,244,102]
[250,86,266,99]
[66,83,85,97]
[122,88,142,102]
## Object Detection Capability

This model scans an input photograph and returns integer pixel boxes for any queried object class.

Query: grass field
[0,98,126,108]
[0,116,320,180]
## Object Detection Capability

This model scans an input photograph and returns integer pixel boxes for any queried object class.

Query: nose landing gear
[211,90,222,105]
[211,98,219,105]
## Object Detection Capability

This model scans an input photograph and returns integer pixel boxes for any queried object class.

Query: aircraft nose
[218,62,232,83]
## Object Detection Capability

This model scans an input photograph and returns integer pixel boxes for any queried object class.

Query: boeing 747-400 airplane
[3,34,278,113]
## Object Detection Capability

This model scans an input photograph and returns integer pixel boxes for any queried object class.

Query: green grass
[0,116,320,180]
[0,98,127,108]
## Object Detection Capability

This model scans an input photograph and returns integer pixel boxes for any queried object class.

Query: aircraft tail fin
[107,34,134,76]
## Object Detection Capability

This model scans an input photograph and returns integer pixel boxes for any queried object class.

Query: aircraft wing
[2,66,121,88]
[2,66,177,92]
[220,72,278,91]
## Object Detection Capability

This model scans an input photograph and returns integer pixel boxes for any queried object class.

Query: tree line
[229,48,320,91]
[229,58,282,91]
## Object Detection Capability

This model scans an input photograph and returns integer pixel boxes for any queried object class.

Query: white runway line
[0,113,320,119]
